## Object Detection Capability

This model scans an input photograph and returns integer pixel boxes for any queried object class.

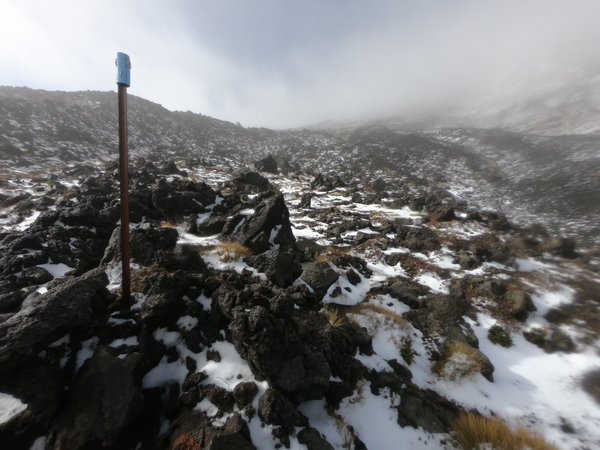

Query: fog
[2,1,600,128]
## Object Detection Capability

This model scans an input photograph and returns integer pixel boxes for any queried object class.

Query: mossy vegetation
[488,324,514,347]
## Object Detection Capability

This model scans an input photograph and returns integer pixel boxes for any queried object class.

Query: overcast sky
[1,1,599,129]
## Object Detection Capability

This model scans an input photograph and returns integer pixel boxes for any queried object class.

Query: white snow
[36,262,72,278]
[0,393,27,426]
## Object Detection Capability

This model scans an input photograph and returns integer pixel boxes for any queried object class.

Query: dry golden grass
[433,342,485,381]
[159,220,178,228]
[453,412,560,450]
[347,303,407,327]
[315,245,351,262]
[214,241,252,262]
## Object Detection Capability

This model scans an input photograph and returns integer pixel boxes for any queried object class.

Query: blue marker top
[116,52,131,87]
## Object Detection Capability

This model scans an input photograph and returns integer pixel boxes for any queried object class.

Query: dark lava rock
[18,266,53,287]
[230,193,296,254]
[245,249,302,288]
[233,382,259,407]
[232,167,274,192]
[202,384,235,413]
[396,388,461,433]
[254,155,279,174]
[230,306,331,403]
[503,290,536,321]
[345,268,361,286]
[300,261,339,300]
[154,245,208,274]
[299,193,313,209]
[0,361,64,450]
[297,427,335,450]
[258,388,306,433]
[52,348,143,450]
[101,225,179,266]
[544,329,576,354]
[389,281,419,308]
[59,205,98,227]
[163,410,255,450]
[152,178,217,224]
[140,272,198,328]
[194,215,228,236]
[0,268,111,374]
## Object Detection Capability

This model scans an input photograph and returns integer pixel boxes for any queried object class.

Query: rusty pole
[116,52,131,309]
[118,84,130,309]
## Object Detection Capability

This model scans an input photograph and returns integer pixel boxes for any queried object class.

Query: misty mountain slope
[1,86,599,243]
[448,72,600,136]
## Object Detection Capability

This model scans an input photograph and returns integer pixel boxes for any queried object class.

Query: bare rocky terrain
[0,86,599,449]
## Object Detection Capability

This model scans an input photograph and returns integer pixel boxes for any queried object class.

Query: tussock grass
[214,241,252,262]
[453,412,559,450]
[433,342,485,381]
[323,304,347,327]
[159,220,178,228]
[315,245,351,262]
[346,303,407,327]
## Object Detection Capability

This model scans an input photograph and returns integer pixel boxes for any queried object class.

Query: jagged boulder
[258,388,307,433]
[140,271,204,328]
[152,178,216,224]
[0,268,112,375]
[539,236,577,258]
[51,348,143,450]
[232,167,274,192]
[230,305,331,403]
[297,428,336,450]
[161,410,255,450]
[300,261,339,299]
[299,192,313,209]
[59,205,98,227]
[229,193,296,254]
[245,249,302,288]
[503,290,536,321]
[254,155,279,174]
[396,388,461,433]
[154,245,208,274]
[0,361,64,450]
[101,225,179,266]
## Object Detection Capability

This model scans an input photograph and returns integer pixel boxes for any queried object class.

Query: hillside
[0,86,599,449]
[2,86,599,244]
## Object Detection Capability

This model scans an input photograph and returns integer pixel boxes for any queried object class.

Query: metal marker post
[116,52,131,309]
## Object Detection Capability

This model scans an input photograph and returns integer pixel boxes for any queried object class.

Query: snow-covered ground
[1,166,599,449]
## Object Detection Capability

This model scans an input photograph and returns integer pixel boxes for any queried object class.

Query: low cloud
[2,1,600,129]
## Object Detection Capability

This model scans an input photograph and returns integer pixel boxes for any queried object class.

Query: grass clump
[453,412,559,450]
[323,304,347,327]
[346,303,407,328]
[433,342,485,381]
[315,245,351,262]
[488,324,514,348]
[214,241,252,262]
[400,337,418,365]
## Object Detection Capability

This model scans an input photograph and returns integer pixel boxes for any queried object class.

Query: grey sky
[1,1,599,129]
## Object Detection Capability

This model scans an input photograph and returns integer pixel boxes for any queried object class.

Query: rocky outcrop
[0,268,113,374]
[0,157,594,450]
[227,193,296,254]
[152,178,217,224]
